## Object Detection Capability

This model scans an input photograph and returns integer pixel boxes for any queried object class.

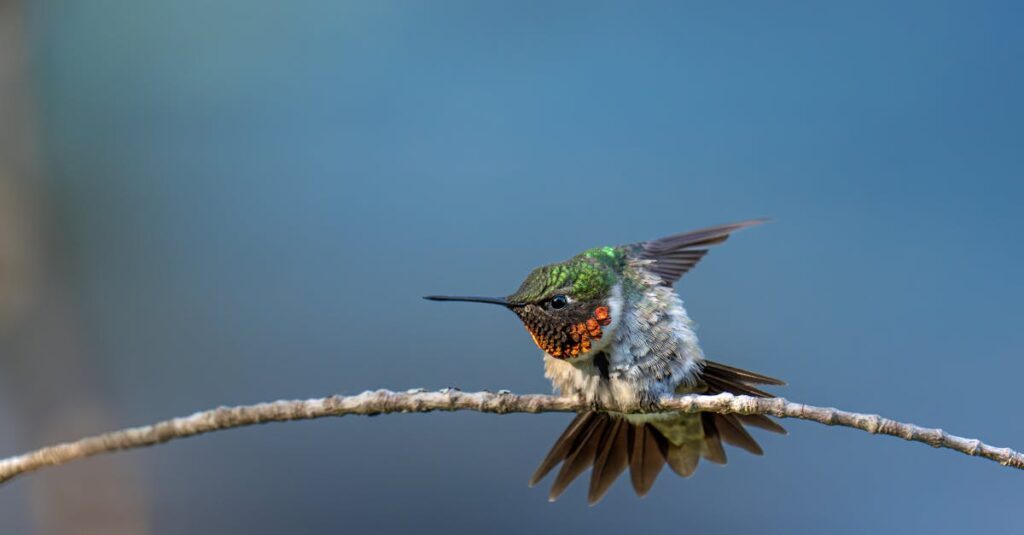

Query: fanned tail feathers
[531,360,785,504]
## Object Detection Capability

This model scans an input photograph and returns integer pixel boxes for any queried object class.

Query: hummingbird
[425,220,785,504]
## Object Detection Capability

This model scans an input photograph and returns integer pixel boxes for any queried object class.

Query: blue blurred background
[0,1,1021,533]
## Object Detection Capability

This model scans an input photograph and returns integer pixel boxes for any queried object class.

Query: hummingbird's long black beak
[423,295,513,307]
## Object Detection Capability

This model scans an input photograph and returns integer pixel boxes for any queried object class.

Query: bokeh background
[1,1,1022,533]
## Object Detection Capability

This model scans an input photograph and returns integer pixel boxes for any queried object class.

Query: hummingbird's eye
[550,294,569,310]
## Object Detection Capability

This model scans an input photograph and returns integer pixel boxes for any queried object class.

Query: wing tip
[707,217,774,236]
[745,216,774,225]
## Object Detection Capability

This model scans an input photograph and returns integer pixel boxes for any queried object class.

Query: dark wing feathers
[637,219,769,285]
[703,374,775,398]
[698,360,787,456]
[703,360,786,386]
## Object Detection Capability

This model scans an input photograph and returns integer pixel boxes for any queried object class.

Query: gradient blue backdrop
[7,1,1024,533]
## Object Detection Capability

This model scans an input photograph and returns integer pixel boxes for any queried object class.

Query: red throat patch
[526,306,613,359]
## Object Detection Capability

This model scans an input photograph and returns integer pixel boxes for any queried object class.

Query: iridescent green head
[506,246,624,304]
[503,246,626,358]
[425,245,627,359]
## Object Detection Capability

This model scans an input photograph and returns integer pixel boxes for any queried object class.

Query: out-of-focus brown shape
[0,0,40,334]
[0,1,151,533]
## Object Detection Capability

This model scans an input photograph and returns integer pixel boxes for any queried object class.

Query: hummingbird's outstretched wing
[635,219,769,286]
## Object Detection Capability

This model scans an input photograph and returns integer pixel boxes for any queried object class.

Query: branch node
[865,415,882,434]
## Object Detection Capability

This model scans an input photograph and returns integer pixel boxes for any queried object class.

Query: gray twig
[1,390,1020,485]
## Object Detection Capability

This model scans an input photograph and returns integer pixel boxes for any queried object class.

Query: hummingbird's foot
[637,391,662,414]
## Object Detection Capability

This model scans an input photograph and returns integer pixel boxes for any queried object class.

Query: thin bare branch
[0,389,1020,485]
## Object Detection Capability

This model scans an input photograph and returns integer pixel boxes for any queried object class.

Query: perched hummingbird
[426,220,785,504]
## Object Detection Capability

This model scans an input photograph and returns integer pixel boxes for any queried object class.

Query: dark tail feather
[548,416,608,500]
[534,414,688,504]
[533,412,765,503]
[529,412,596,487]
[714,414,764,455]
[665,442,700,477]
[588,419,629,504]
[628,424,668,497]
[532,361,784,503]
[701,413,728,464]
[736,413,787,434]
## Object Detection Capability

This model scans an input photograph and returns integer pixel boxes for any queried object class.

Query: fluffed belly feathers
[542,286,705,414]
